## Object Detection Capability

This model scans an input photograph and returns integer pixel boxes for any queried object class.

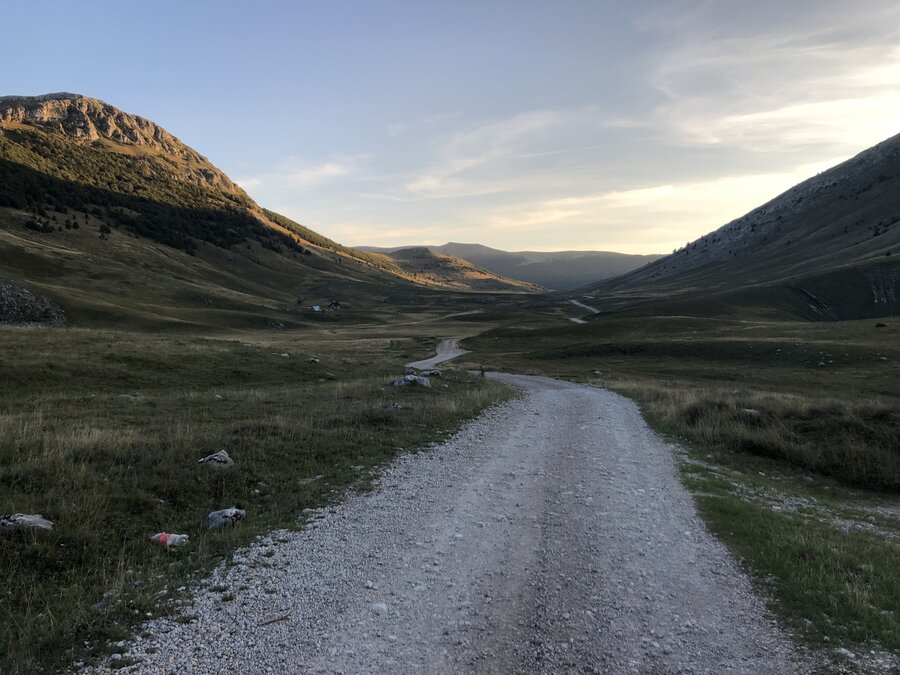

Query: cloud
[236,156,368,194]
[235,177,263,189]
[642,2,900,154]
[400,108,606,199]
[480,157,843,253]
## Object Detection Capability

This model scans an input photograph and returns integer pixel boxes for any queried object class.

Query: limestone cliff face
[0,93,240,192]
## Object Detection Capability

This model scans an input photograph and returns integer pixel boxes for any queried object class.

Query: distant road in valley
[568,298,601,314]
[406,338,470,370]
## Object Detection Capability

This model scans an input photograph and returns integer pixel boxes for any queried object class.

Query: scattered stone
[0,513,54,533]
[371,602,388,615]
[740,408,761,418]
[298,475,324,486]
[308,357,320,364]
[834,647,856,659]
[817,361,826,367]
[117,394,138,402]
[206,505,245,530]
[278,352,290,358]
[877,356,888,362]
[210,393,224,402]
[419,369,442,377]
[197,450,235,470]
[392,374,432,388]
[384,402,402,410]
[267,320,285,330]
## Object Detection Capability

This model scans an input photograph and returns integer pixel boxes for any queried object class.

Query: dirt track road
[406,338,470,370]
[98,374,808,674]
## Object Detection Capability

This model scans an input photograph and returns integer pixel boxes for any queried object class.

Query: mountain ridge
[576,133,900,319]
[359,242,662,290]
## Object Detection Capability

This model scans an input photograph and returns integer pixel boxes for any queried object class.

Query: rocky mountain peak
[0,93,237,191]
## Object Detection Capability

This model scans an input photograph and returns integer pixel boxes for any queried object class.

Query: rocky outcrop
[0,278,67,326]
[0,93,238,191]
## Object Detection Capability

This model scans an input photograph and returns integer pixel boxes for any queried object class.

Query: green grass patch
[0,327,511,673]
[695,491,900,650]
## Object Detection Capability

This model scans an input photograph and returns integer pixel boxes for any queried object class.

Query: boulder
[197,449,235,470]
[206,505,245,530]
[392,374,432,388]
[1,513,54,533]
[0,278,67,326]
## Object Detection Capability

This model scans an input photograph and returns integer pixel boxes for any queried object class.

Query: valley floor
[88,374,811,674]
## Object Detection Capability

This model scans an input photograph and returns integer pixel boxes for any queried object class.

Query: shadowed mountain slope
[575,133,900,320]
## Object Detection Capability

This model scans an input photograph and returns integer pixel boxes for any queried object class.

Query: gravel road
[405,338,470,370]
[568,299,600,314]
[88,374,810,674]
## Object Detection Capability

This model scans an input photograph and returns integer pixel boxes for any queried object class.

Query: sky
[4,1,900,253]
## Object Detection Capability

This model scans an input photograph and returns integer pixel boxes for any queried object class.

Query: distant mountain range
[0,93,536,327]
[360,243,662,290]
[362,246,542,292]
[575,133,900,320]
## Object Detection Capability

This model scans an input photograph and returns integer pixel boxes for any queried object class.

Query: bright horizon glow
[5,1,900,254]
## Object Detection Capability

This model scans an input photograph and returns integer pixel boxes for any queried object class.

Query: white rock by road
[87,374,811,674]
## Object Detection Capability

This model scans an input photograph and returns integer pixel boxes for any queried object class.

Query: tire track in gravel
[87,374,812,674]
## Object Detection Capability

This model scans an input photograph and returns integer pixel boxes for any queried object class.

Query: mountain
[0,93,533,327]
[362,246,542,292]
[573,133,900,320]
[360,243,661,290]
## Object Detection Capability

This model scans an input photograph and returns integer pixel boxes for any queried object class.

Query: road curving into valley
[405,337,470,370]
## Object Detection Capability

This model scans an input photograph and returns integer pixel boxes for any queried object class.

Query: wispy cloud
[480,158,842,253]
[642,3,900,153]
[236,155,369,192]
[400,108,605,199]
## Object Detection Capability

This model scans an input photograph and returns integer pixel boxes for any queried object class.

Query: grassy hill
[361,246,543,292]
[0,94,537,328]
[572,133,900,319]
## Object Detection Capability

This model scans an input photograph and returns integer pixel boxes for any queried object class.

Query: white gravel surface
[85,374,812,674]
[405,338,470,370]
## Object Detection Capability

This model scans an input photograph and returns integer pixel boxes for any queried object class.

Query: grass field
[0,323,511,673]
[3,297,899,671]
[465,312,900,658]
